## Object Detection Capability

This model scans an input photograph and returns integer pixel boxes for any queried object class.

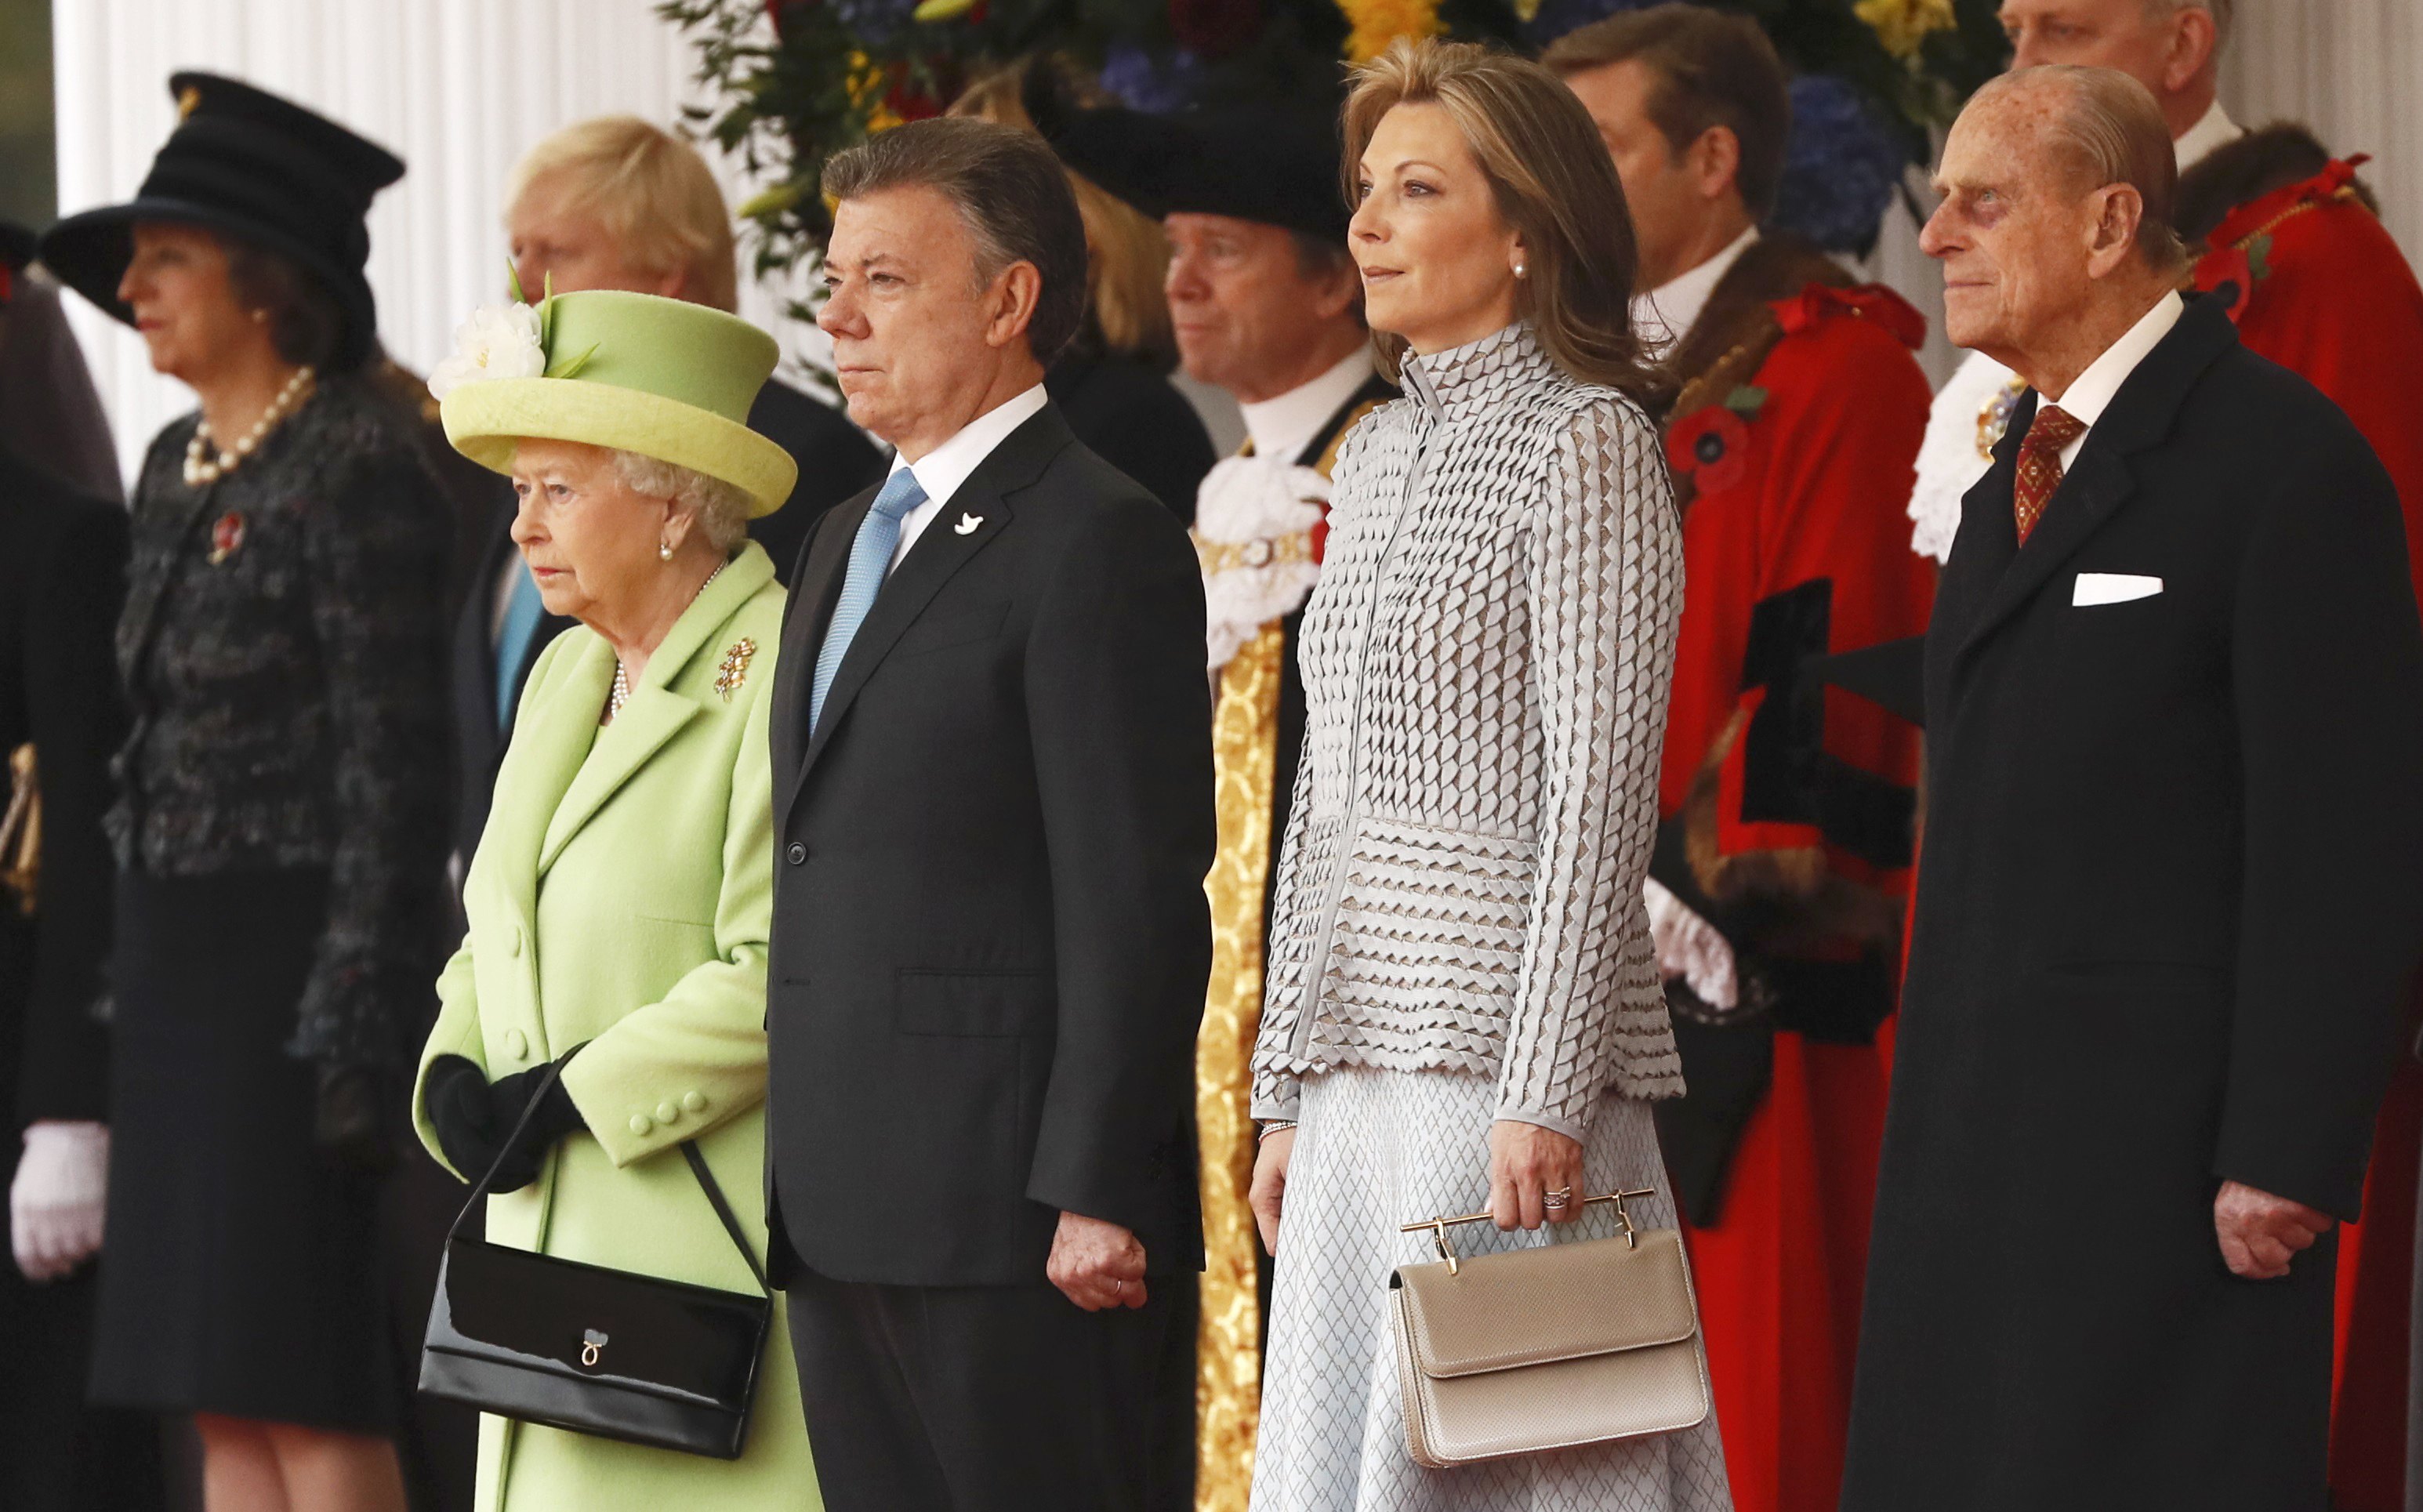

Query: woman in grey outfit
[1246,38,1732,1512]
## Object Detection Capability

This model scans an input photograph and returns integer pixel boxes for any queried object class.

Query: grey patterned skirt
[1251,1066,1734,1512]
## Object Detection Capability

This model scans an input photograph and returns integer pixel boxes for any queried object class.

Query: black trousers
[785,1263,1196,1512]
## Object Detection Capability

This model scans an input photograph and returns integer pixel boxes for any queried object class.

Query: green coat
[413,543,818,1512]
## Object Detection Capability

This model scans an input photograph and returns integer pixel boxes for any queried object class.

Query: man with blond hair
[1843,65,2423,1512]
[452,116,883,870]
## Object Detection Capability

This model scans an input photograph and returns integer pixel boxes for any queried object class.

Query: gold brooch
[714,638,757,703]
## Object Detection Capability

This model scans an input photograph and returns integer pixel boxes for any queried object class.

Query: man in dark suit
[1841,66,2423,1512]
[764,117,1213,1512]
[0,453,165,1511]
[450,116,885,870]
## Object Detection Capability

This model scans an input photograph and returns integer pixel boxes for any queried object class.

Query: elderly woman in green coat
[409,289,818,1511]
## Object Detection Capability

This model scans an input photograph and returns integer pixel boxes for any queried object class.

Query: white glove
[1644,878,1739,1013]
[11,1120,108,1282]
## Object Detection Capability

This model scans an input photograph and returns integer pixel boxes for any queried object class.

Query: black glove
[423,1049,589,1193]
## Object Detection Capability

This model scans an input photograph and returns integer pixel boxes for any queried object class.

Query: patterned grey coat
[114,375,451,1070]
[1251,321,1685,1139]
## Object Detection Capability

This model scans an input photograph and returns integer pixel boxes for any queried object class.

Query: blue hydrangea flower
[1768,75,1907,256]
[834,0,921,48]
[1098,44,1202,115]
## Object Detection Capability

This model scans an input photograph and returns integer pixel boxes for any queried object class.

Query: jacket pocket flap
[1392,1227,1698,1378]
[894,969,1053,1036]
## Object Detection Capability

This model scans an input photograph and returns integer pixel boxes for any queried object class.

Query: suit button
[507,926,524,958]
[785,843,807,865]
[656,1101,681,1125]
[629,1115,654,1137]
[505,1028,529,1061]
[681,1090,708,1115]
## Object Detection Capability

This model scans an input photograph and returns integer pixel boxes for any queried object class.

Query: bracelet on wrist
[1257,1120,1298,1142]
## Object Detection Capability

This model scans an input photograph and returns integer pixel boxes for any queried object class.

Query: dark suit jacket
[764,401,1214,1289]
[1843,295,2423,1510]
[0,456,128,1127]
[449,378,884,868]
[1044,351,1215,524]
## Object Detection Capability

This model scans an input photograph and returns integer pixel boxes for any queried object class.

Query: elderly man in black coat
[1840,65,2423,1512]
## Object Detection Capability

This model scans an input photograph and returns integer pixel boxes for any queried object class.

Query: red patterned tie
[2012,404,2087,546]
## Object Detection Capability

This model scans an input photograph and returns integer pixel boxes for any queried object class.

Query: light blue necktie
[809,468,928,734]
[495,564,546,731]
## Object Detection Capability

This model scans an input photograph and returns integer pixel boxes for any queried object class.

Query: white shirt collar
[887,383,1050,513]
[1238,346,1377,464]
[2174,99,2242,172]
[1630,227,1760,354]
[2044,289,2184,467]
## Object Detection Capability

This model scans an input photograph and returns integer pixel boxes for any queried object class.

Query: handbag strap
[681,1140,770,1294]
[444,1061,772,1296]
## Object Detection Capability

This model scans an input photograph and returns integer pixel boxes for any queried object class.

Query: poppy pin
[208,512,247,566]
[1667,387,1765,496]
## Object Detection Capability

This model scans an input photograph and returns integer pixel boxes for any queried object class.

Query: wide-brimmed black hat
[40,72,404,370]
[1050,104,1351,244]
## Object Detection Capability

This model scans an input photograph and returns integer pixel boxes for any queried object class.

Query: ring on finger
[1543,1185,1574,1211]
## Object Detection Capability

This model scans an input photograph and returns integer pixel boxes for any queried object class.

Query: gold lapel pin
[714,638,757,703]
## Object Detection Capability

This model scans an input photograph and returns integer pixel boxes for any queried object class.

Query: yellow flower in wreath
[1340,0,1442,63]
[1855,0,1957,60]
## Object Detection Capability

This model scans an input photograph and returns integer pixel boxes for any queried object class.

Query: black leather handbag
[418,1063,773,1459]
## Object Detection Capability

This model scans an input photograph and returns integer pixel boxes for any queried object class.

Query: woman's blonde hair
[508,117,740,314]
[1343,38,1663,401]
[951,63,1177,368]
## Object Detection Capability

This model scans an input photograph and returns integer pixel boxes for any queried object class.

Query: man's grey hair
[1975,65,2189,272]
[822,117,1090,362]
[611,451,753,552]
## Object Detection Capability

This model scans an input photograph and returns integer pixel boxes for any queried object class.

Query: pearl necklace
[183,364,317,488]
[604,558,729,725]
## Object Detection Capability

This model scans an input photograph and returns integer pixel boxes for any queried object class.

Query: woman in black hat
[40,74,448,1512]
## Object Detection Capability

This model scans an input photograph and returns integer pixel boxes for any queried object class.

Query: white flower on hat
[427,302,545,401]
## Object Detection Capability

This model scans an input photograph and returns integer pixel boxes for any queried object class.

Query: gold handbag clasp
[1402,1186,1663,1277]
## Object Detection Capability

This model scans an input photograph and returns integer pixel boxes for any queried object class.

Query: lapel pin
[955,513,983,535]
[207,511,246,565]
[714,638,758,703]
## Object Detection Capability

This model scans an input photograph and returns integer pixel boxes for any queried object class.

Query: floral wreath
[660,0,2009,287]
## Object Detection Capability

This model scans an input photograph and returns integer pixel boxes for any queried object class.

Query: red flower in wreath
[1669,407,1750,495]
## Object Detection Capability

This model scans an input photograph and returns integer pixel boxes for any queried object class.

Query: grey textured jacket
[1250,322,1685,1138]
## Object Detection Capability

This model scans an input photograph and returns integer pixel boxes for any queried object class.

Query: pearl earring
[1514,262,1528,279]
[251,308,270,324]
[658,540,674,563]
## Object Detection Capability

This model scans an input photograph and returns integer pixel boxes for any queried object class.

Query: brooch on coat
[714,638,757,702]
[208,511,246,565]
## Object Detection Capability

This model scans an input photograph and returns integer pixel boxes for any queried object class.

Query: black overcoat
[764,401,1215,1289]
[1841,298,2423,1511]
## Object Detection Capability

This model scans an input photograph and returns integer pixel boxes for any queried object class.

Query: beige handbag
[1389,1188,1713,1468]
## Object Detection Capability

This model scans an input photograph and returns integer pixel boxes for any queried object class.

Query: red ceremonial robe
[1648,239,1934,1512]
[2181,129,2423,1512]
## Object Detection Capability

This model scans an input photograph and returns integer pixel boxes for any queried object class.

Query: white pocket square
[2073,572,2163,606]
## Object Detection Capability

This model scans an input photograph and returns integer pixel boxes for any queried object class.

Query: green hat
[434,288,800,517]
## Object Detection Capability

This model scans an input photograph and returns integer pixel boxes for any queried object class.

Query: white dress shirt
[1238,347,1378,464]
[886,383,1049,568]
[2172,98,2243,174]
[2043,290,2184,470]
[1630,227,1760,354]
